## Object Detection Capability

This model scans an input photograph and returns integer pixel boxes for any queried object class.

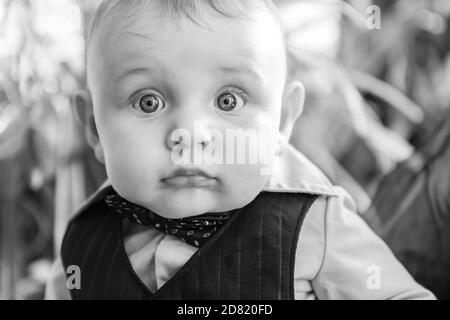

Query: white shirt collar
[262,142,337,197]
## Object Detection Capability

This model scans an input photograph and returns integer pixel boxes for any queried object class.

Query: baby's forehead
[86,0,287,90]
[87,0,282,53]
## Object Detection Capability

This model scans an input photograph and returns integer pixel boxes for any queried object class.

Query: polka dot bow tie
[104,190,234,247]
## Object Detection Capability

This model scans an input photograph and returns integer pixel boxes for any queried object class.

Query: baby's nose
[166,119,212,151]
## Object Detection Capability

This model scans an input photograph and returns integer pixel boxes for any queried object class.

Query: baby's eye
[131,93,165,114]
[215,90,247,112]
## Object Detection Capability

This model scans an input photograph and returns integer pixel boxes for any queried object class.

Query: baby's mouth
[161,168,218,188]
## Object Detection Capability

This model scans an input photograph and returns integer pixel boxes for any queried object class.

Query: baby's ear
[72,90,92,125]
[71,90,104,163]
[279,81,305,141]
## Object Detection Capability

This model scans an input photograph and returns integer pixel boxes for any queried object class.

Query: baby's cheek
[102,133,164,201]
[249,114,279,167]
[221,163,270,208]
[104,145,145,189]
[221,114,278,205]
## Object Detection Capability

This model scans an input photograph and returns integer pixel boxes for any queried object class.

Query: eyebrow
[217,64,265,85]
[114,67,154,84]
[114,63,266,85]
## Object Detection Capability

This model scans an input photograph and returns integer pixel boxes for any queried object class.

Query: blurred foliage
[0,0,449,299]
[365,112,450,299]
[0,0,104,299]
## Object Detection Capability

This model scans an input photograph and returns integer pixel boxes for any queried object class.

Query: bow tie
[104,190,234,247]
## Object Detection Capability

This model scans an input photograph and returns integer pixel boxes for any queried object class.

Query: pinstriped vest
[61,186,317,300]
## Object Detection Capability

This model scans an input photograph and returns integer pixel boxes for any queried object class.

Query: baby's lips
[162,175,217,188]
[161,167,218,187]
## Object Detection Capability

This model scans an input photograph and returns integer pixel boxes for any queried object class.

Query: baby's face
[88,5,287,218]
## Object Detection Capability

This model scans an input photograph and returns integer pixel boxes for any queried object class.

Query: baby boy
[46,0,435,299]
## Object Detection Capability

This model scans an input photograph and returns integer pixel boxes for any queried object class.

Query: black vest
[61,186,317,300]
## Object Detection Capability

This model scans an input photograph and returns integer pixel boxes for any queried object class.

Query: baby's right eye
[131,93,165,115]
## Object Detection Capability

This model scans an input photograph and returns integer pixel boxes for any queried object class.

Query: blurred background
[0,0,449,300]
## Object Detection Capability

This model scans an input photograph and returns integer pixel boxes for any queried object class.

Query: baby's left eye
[215,91,247,112]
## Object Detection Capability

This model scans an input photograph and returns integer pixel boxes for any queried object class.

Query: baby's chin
[112,174,268,219]
[147,188,232,219]
[152,186,266,219]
